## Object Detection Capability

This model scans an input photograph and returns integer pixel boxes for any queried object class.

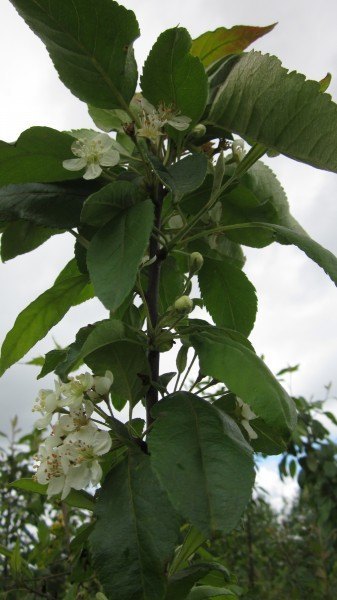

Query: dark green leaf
[149,393,255,536]
[209,51,337,173]
[81,181,142,227]
[141,27,208,123]
[38,348,69,379]
[159,256,185,312]
[166,563,230,600]
[87,200,154,310]
[191,24,276,67]
[191,330,296,436]
[0,263,93,375]
[1,221,59,261]
[10,0,140,109]
[0,179,98,228]
[168,154,208,198]
[198,258,257,336]
[0,127,82,185]
[10,478,95,511]
[90,449,180,600]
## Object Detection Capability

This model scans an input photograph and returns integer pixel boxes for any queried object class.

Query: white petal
[47,475,65,498]
[93,430,112,455]
[84,162,102,179]
[242,420,258,440]
[167,115,191,130]
[34,413,52,430]
[66,464,90,490]
[63,158,87,171]
[100,149,120,167]
[61,481,72,500]
[90,460,103,485]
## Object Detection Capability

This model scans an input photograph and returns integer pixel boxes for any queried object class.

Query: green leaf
[10,478,95,511]
[1,221,59,261]
[226,222,337,286]
[168,154,208,198]
[0,180,98,228]
[246,418,287,455]
[88,106,129,132]
[220,161,305,248]
[81,181,142,227]
[10,0,140,109]
[191,24,276,67]
[187,586,237,599]
[38,348,69,379]
[0,127,82,185]
[166,563,230,600]
[159,256,185,313]
[0,263,93,375]
[87,200,154,310]
[198,258,257,336]
[141,27,208,123]
[149,393,255,536]
[90,449,180,600]
[169,526,206,575]
[209,51,337,173]
[191,330,296,436]
[10,477,95,511]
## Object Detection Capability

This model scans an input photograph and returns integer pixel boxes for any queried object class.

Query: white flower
[52,404,94,438]
[137,113,163,143]
[232,139,245,162]
[58,426,112,499]
[93,370,114,397]
[63,130,120,180]
[35,444,66,498]
[33,382,62,430]
[60,373,94,410]
[135,96,191,142]
[237,398,258,440]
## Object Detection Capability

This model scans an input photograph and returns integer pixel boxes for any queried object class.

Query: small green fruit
[174,295,194,314]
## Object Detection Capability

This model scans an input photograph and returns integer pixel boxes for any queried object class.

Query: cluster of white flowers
[33,371,113,500]
[237,398,258,440]
[63,130,120,180]
[135,96,191,142]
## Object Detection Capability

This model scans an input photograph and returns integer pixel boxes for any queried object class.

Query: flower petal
[84,162,102,180]
[100,149,120,167]
[63,158,87,171]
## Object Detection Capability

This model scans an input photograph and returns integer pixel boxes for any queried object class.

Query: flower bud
[96,594,109,600]
[191,123,206,138]
[189,252,204,274]
[232,139,245,162]
[174,295,194,314]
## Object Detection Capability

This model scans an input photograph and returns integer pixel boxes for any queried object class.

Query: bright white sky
[1,0,337,508]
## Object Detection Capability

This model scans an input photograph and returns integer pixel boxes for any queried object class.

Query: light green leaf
[0,179,98,228]
[81,181,142,227]
[166,563,230,600]
[0,263,93,375]
[1,221,60,261]
[149,393,255,536]
[191,24,276,67]
[10,478,95,511]
[90,449,180,600]
[187,585,236,599]
[169,526,206,575]
[141,27,208,123]
[191,330,297,436]
[10,0,140,109]
[209,51,337,173]
[88,106,129,132]
[0,127,82,185]
[198,258,257,336]
[87,200,154,310]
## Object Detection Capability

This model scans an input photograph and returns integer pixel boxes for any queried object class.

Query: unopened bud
[174,295,194,314]
[191,123,206,138]
[232,139,245,162]
[189,252,204,274]
[96,593,108,600]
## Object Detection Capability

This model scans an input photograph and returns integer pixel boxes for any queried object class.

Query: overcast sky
[1,0,337,506]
